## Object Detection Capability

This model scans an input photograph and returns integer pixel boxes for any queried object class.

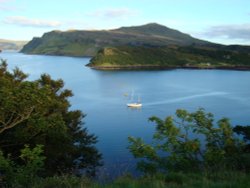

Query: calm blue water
[1,51,250,175]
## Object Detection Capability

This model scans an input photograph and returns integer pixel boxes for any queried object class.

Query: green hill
[113,23,200,43]
[21,23,209,57]
[0,39,27,51]
[87,45,250,70]
[21,23,250,69]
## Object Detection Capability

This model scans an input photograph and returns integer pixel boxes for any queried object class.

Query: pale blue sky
[1,0,250,44]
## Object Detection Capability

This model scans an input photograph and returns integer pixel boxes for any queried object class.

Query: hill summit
[21,23,208,57]
[114,23,192,39]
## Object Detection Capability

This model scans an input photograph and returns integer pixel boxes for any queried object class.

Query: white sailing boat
[127,93,142,108]
[127,102,142,108]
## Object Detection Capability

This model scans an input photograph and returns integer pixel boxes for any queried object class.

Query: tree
[233,125,250,145]
[233,125,250,171]
[128,108,242,174]
[0,61,102,177]
[0,145,45,187]
[0,60,38,134]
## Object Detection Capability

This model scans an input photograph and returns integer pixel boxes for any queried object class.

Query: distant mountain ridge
[0,39,27,51]
[21,23,210,57]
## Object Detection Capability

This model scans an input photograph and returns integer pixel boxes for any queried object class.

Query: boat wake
[143,91,228,106]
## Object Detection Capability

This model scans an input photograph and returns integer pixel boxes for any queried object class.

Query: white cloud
[88,8,138,19]
[3,16,62,28]
[0,0,16,11]
[0,0,10,2]
[202,23,250,40]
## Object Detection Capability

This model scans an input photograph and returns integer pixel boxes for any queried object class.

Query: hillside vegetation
[21,23,208,57]
[87,45,250,70]
[21,23,250,70]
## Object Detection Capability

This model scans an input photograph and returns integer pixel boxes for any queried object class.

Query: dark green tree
[0,145,45,187]
[0,60,102,177]
[128,109,242,174]
[233,125,250,145]
[233,125,250,171]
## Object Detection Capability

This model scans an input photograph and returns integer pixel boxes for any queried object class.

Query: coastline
[21,51,93,58]
[87,65,250,71]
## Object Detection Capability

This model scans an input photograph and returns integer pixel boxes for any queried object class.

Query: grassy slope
[21,23,208,57]
[32,171,250,188]
[87,45,250,69]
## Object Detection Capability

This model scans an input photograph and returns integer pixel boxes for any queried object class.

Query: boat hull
[127,103,142,107]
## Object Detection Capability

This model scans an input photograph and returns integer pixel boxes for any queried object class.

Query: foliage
[88,46,186,68]
[0,60,102,180]
[0,145,45,187]
[32,175,92,188]
[233,125,250,143]
[128,108,243,174]
[88,45,250,69]
[233,125,250,171]
[24,171,250,188]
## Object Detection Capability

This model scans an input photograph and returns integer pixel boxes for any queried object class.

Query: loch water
[1,51,250,176]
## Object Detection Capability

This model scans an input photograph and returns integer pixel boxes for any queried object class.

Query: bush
[128,108,244,174]
[0,145,45,187]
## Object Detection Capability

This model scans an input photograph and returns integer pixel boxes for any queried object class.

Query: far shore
[87,65,250,71]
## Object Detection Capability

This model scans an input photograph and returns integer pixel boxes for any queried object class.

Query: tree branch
[0,107,35,134]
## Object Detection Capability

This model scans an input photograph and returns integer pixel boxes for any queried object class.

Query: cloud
[88,8,137,19]
[3,16,61,28]
[203,24,250,40]
[0,0,11,2]
[0,0,16,11]
[0,5,17,11]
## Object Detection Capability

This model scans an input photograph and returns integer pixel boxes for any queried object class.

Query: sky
[1,0,250,45]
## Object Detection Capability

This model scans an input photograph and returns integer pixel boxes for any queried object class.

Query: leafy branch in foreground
[0,145,45,187]
[0,60,102,186]
[128,108,246,174]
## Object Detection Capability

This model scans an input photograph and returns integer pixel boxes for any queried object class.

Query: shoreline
[87,65,250,71]
[21,52,93,58]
